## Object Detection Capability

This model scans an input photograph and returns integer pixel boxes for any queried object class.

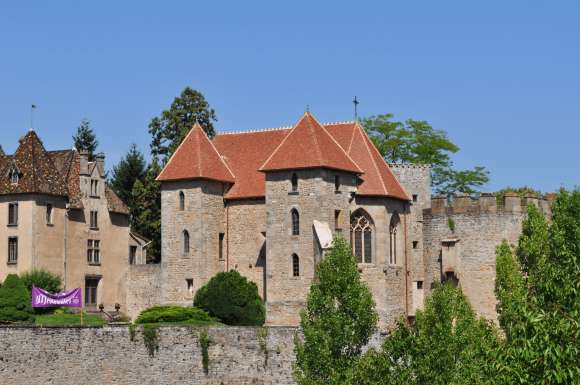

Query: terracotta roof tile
[156,123,235,183]
[259,112,362,174]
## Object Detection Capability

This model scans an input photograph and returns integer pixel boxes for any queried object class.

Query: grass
[35,312,105,327]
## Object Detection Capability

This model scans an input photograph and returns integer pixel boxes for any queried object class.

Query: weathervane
[353,96,359,121]
[30,104,36,130]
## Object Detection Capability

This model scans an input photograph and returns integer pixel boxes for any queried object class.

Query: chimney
[95,152,105,177]
[79,151,89,176]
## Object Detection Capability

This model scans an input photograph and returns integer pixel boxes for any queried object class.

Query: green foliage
[72,118,98,160]
[495,189,580,384]
[361,114,489,194]
[294,238,378,385]
[134,305,217,325]
[148,87,217,163]
[495,186,541,204]
[142,324,159,357]
[194,270,265,326]
[447,217,456,232]
[348,283,500,385]
[109,143,146,211]
[20,270,62,294]
[0,144,4,156]
[0,274,35,323]
[198,329,212,375]
[131,161,162,261]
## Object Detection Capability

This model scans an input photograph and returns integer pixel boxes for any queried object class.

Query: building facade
[0,130,144,312]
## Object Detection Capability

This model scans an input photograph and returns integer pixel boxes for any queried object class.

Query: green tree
[294,238,378,385]
[131,161,162,261]
[362,114,489,194]
[109,143,146,211]
[149,87,217,163]
[348,283,500,385]
[495,189,579,384]
[0,144,4,156]
[194,270,265,326]
[0,274,34,323]
[20,270,62,294]
[72,118,98,160]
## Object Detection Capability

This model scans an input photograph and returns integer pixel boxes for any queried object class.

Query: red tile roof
[156,123,235,183]
[158,114,410,202]
[259,112,362,174]
[325,122,409,200]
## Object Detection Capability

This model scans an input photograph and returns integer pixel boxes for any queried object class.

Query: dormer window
[8,166,19,185]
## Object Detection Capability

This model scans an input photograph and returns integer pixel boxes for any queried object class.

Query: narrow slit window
[292,254,300,277]
[179,191,185,211]
[291,209,300,235]
[183,230,190,255]
[291,173,298,192]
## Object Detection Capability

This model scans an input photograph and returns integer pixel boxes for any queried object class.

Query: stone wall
[125,264,162,319]
[422,193,551,321]
[0,326,297,385]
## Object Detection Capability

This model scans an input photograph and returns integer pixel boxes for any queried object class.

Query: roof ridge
[217,125,293,135]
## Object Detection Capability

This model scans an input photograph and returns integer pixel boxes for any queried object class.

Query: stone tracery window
[350,209,374,263]
[389,213,401,265]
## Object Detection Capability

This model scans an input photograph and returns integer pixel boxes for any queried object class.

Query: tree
[362,114,489,195]
[348,283,500,385]
[193,270,265,326]
[20,270,62,294]
[72,118,98,160]
[109,143,146,211]
[294,238,378,385]
[0,144,4,156]
[149,87,217,163]
[0,274,34,323]
[494,189,579,384]
[131,161,162,261]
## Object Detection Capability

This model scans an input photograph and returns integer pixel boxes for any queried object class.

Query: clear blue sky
[1,1,578,192]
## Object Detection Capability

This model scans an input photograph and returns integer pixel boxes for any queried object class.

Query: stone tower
[259,113,361,325]
[156,123,235,305]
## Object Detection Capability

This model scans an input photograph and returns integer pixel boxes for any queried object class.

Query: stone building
[155,112,429,327]
[0,129,145,312]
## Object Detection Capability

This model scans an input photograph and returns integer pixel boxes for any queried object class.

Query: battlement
[389,163,432,170]
[425,192,553,217]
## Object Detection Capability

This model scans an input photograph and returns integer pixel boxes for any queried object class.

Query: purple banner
[32,286,82,308]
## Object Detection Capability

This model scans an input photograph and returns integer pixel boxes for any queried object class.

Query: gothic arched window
[291,173,298,192]
[291,209,300,235]
[389,213,401,265]
[183,230,190,255]
[350,209,374,263]
[179,191,185,211]
[292,254,300,277]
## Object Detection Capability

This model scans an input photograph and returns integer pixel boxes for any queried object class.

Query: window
[334,210,342,233]
[179,191,185,211]
[183,230,190,255]
[350,209,374,263]
[417,281,423,289]
[186,279,194,296]
[291,173,298,192]
[8,237,18,264]
[87,239,100,264]
[412,241,418,249]
[10,168,20,184]
[219,233,225,260]
[412,194,418,202]
[85,277,100,306]
[292,254,300,277]
[334,175,340,192]
[90,179,99,196]
[291,209,300,235]
[389,213,401,265]
[8,203,18,226]
[129,246,137,264]
[46,204,53,225]
[90,210,98,229]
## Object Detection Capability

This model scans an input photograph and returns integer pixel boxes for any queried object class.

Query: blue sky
[0,1,578,192]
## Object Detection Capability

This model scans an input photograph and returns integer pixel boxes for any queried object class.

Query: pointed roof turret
[156,123,235,183]
[259,112,362,174]
[0,130,68,196]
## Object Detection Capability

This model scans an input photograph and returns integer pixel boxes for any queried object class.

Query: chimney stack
[79,151,89,176]
[95,153,105,177]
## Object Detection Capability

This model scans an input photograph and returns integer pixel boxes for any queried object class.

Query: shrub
[0,274,34,323]
[20,270,63,314]
[194,270,265,326]
[135,305,217,325]
[20,269,62,294]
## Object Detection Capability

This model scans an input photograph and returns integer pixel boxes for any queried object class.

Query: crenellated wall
[422,192,552,321]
